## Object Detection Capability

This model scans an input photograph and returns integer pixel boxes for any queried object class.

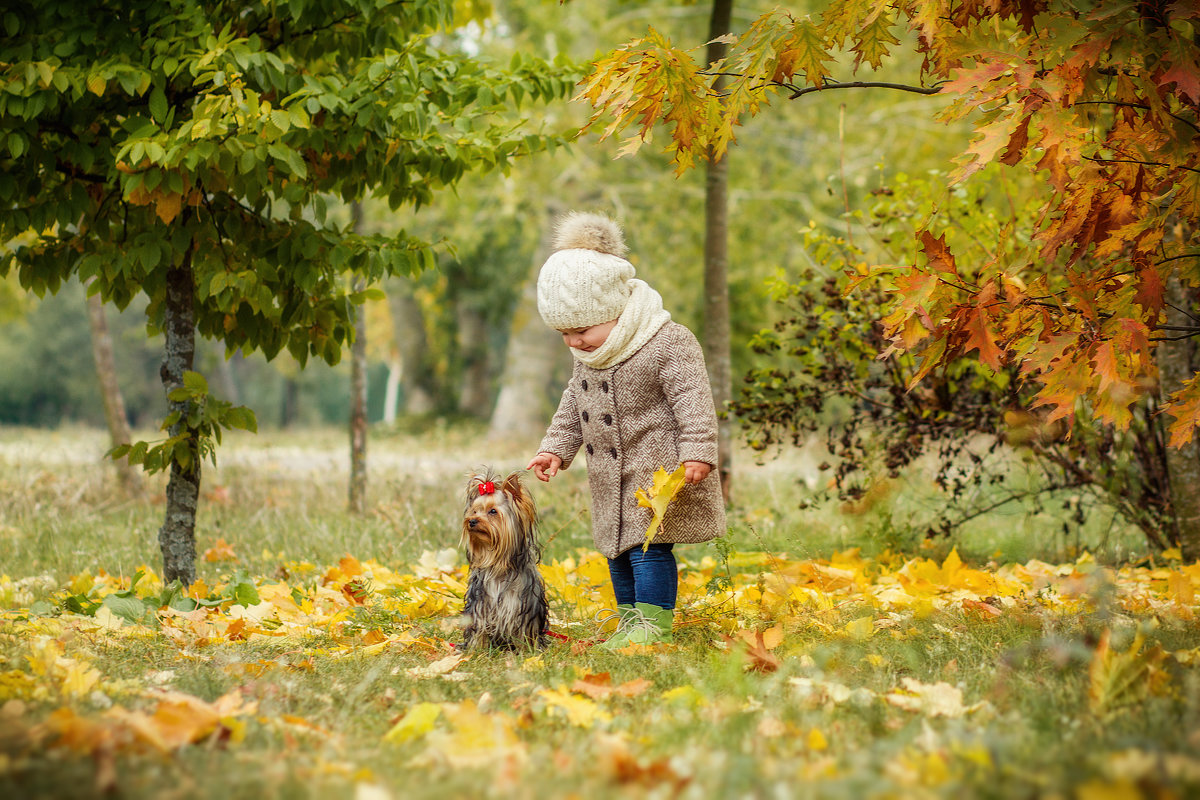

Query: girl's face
[559,320,618,352]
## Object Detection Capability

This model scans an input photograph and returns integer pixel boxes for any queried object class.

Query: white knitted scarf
[571,279,671,369]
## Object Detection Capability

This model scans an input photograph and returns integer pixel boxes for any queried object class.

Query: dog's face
[462,472,537,570]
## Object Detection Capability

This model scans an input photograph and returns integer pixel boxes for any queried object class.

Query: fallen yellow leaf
[1089,629,1170,716]
[383,702,442,745]
[540,687,612,728]
[884,678,983,718]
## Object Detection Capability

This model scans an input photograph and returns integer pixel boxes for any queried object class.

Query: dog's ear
[501,472,524,501]
[503,472,536,527]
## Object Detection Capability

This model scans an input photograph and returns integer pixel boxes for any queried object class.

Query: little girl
[526,212,727,648]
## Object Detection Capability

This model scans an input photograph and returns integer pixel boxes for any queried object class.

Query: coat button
[582,380,589,391]
[582,411,589,422]
[601,381,609,392]
[603,414,612,425]
[609,448,617,459]
[586,444,594,455]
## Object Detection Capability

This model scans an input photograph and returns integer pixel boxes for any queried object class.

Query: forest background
[5,0,1196,565]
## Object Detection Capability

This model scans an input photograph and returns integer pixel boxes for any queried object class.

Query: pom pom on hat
[537,212,635,330]
[553,212,628,257]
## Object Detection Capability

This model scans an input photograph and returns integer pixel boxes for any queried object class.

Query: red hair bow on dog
[478,481,496,495]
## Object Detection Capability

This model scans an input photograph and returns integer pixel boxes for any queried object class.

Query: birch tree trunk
[158,248,199,586]
[489,211,565,440]
[84,282,142,496]
[279,377,299,427]
[382,358,401,425]
[456,304,491,415]
[703,0,735,504]
[348,203,368,513]
[211,342,240,406]
[389,280,437,414]
[1160,274,1200,560]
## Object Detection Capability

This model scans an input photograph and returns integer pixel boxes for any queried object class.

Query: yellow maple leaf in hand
[635,464,687,552]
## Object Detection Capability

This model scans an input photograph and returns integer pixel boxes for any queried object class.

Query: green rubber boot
[601,602,674,649]
[597,603,635,649]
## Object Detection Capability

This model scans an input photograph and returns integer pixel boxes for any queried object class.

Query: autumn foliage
[580,1,1200,446]
[3,545,1199,794]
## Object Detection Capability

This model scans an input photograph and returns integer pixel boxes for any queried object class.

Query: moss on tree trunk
[158,251,199,586]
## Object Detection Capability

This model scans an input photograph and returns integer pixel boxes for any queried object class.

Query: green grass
[0,425,1197,799]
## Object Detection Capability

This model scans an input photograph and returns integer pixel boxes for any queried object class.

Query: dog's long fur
[460,470,548,650]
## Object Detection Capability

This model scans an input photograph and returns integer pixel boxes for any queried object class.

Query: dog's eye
[487,508,498,515]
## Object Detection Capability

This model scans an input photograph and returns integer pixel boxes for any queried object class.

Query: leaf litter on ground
[2,544,1199,797]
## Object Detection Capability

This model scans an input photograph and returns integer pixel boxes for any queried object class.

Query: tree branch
[784,80,945,100]
[939,485,1069,531]
[1072,100,1200,135]
[1083,155,1200,175]
[1165,301,1200,324]
[1158,253,1200,265]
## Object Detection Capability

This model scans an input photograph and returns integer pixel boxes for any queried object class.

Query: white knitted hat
[537,213,635,330]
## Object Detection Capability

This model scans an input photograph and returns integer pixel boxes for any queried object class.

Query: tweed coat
[538,321,727,559]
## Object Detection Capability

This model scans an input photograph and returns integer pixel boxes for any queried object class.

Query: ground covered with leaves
[1,429,1199,799]
[3,542,1199,799]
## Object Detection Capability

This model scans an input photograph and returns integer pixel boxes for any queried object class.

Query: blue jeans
[607,543,677,609]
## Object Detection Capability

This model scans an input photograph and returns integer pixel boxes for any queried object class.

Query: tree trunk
[456,304,491,415]
[490,210,565,441]
[84,281,142,496]
[158,249,200,586]
[1160,274,1200,560]
[389,279,437,414]
[211,341,240,406]
[279,377,299,427]
[704,0,735,504]
[348,203,369,514]
[349,303,368,512]
[382,358,401,425]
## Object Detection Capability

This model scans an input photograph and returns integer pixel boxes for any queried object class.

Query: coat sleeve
[537,385,583,469]
[658,324,720,467]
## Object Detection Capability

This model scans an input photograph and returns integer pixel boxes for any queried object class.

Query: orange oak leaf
[954,113,1022,181]
[1134,264,1166,313]
[1164,379,1200,448]
[571,673,652,699]
[917,231,959,276]
[774,19,831,86]
[1031,357,1094,426]
[1092,341,1120,394]
[1157,40,1200,104]
[999,115,1031,165]
[939,58,1011,96]
[728,626,783,673]
[962,598,1003,618]
[962,306,1004,371]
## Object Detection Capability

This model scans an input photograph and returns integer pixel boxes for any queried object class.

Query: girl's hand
[683,460,712,484]
[527,452,563,482]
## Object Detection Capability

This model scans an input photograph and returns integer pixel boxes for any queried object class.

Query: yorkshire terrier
[459,470,548,650]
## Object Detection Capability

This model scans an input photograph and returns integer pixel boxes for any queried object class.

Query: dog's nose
[467,517,478,529]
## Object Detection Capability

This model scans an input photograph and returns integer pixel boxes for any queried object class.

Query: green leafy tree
[0,0,574,583]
